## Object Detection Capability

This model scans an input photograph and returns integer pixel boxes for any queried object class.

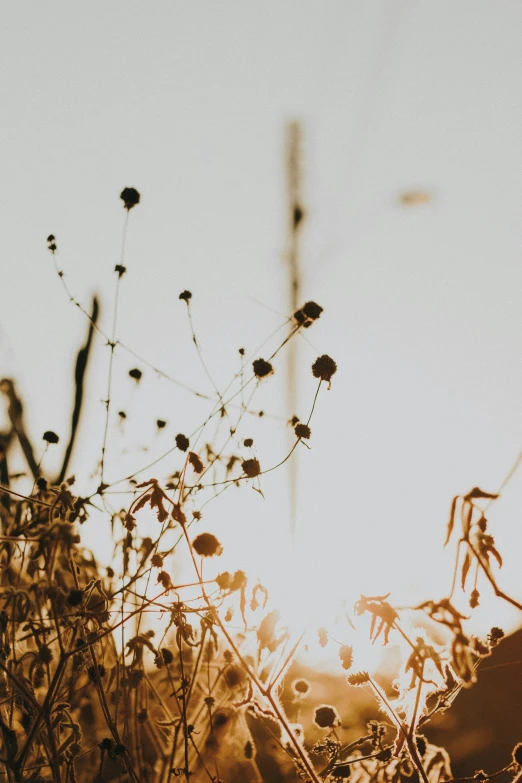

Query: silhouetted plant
[0,187,520,783]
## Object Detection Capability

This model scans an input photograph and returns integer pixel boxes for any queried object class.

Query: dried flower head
[224,664,245,689]
[38,645,54,664]
[128,368,142,382]
[302,301,323,320]
[157,571,173,591]
[175,433,190,452]
[294,423,311,439]
[488,627,505,647]
[120,187,140,210]
[253,358,274,379]
[192,533,223,557]
[244,438,254,448]
[292,678,311,697]
[312,355,337,383]
[156,419,167,429]
[242,458,261,478]
[47,234,57,252]
[293,301,323,327]
[43,430,59,444]
[179,290,192,302]
[313,705,339,729]
[114,264,126,277]
[293,309,307,325]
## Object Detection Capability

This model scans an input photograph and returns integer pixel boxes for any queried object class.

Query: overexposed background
[2,1,522,636]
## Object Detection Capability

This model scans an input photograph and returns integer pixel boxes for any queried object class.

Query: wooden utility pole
[285,121,305,538]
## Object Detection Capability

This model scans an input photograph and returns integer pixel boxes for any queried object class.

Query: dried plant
[0,188,520,783]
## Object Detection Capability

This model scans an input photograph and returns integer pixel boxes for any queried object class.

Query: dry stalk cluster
[0,190,520,783]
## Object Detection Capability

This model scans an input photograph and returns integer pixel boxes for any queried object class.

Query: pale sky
[2,1,522,635]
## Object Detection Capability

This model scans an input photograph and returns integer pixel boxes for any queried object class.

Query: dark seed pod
[252,358,273,379]
[175,433,190,452]
[312,355,337,383]
[120,187,140,210]
[313,705,339,729]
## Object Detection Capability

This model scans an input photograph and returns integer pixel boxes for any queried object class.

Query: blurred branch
[0,379,39,479]
[285,120,305,538]
[56,295,99,484]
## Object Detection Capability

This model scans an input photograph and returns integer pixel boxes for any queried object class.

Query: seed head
[244,438,254,448]
[179,290,192,302]
[128,368,142,382]
[488,627,505,647]
[294,423,311,439]
[43,430,59,444]
[313,705,339,729]
[302,301,323,320]
[156,419,167,429]
[224,664,245,689]
[253,358,274,379]
[120,187,140,210]
[38,645,53,664]
[192,533,223,557]
[293,309,307,325]
[175,433,190,452]
[292,678,311,696]
[242,458,261,478]
[312,355,337,383]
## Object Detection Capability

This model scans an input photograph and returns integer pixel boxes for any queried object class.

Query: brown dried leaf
[460,550,471,591]
[444,496,458,547]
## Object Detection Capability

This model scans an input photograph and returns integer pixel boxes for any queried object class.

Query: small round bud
[120,187,140,210]
[192,533,223,557]
[292,678,311,696]
[253,358,274,379]
[313,705,339,729]
[175,433,190,452]
[312,355,337,383]
[294,423,311,439]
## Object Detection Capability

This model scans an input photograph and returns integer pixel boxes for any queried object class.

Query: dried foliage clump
[0,189,521,783]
